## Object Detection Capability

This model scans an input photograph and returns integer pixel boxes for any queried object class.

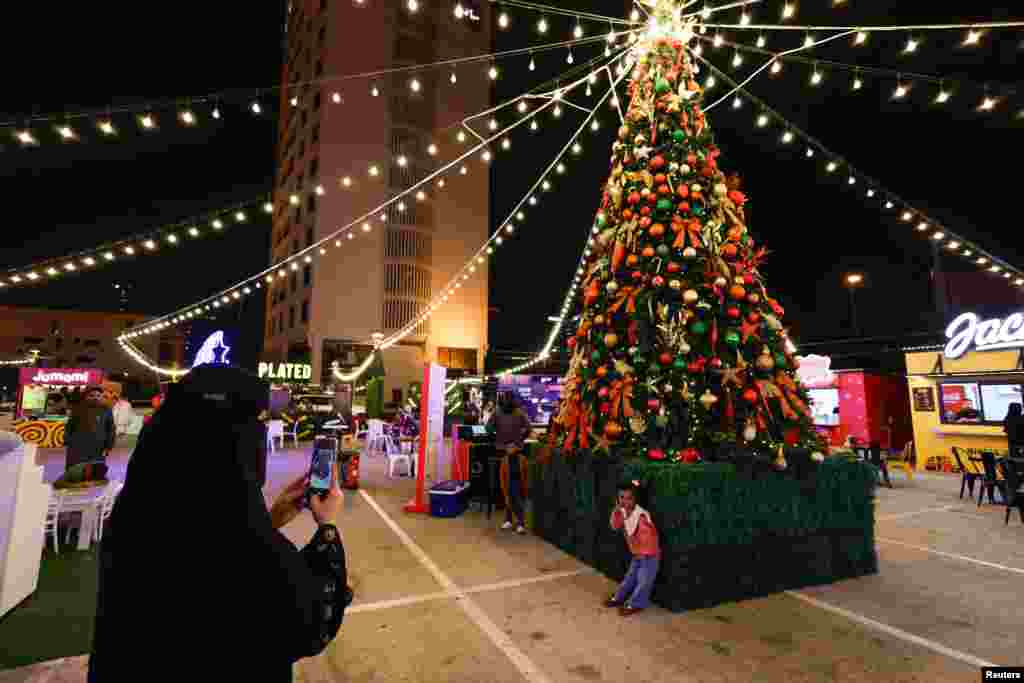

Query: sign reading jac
[258,362,313,381]
[943,312,1024,359]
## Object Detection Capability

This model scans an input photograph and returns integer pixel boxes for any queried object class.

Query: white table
[53,485,108,550]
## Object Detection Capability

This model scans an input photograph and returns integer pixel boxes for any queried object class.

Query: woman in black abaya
[88,366,352,681]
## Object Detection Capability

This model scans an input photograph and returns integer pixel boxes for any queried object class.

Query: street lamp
[844,273,865,336]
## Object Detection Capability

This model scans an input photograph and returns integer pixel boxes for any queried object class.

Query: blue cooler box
[429,480,470,518]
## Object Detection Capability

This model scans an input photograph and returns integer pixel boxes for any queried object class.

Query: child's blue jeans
[614,555,660,609]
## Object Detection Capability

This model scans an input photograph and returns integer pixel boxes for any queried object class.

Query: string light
[854,31,867,45]
[99,121,116,135]
[756,35,766,48]
[852,75,863,91]
[251,101,262,114]
[893,83,908,99]
[498,12,509,28]
[811,69,823,86]
[732,52,743,68]
[770,60,782,75]
[904,38,919,53]
[140,114,156,129]
[979,96,997,111]
[537,17,548,34]
[935,88,951,104]
[964,29,982,46]
[332,92,342,104]
[782,3,795,20]
[410,78,422,93]
[488,65,499,80]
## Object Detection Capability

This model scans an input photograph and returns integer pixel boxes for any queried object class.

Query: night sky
[2,2,1023,367]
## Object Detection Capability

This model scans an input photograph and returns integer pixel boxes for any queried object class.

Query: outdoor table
[52,482,108,550]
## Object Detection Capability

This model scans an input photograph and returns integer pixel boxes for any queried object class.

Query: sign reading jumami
[258,362,313,382]
[943,311,1024,359]
[19,368,104,386]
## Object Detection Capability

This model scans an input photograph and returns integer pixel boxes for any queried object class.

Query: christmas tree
[553,2,822,466]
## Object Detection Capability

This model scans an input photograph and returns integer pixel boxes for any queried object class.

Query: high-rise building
[266,0,492,400]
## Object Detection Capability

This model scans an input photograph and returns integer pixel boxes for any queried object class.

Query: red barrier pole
[404,363,430,514]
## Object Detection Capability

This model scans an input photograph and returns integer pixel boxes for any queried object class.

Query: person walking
[488,395,532,534]
[64,385,115,471]
[88,365,352,682]
[1005,403,1024,458]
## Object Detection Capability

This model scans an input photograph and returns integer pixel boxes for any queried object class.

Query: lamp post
[844,273,865,336]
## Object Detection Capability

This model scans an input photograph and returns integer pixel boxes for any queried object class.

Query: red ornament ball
[729,285,747,301]
[742,388,758,404]
[667,261,682,273]
[652,275,665,287]
[657,184,672,196]
[596,365,609,378]
[642,246,656,258]
[650,155,666,171]
[743,273,755,285]
[721,244,738,260]
[599,402,612,415]
[598,387,610,399]
[631,270,644,281]
[677,201,691,213]
[639,216,652,229]
[677,184,690,199]
[647,448,667,461]
[649,223,666,238]
[654,173,667,185]
[640,206,652,217]
[709,357,723,369]
[726,306,741,319]
[628,192,641,205]
[647,398,661,411]
[681,448,701,464]
[605,421,624,439]
[659,352,674,366]
[747,311,761,324]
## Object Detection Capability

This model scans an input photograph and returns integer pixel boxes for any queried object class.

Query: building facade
[265,0,492,399]
[0,305,185,394]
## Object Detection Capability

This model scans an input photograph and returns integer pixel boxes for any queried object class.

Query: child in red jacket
[605,480,660,616]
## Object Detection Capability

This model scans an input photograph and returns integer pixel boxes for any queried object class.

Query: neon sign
[943,312,1024,359]
[31,370,89,384]
[192,331,231,368]
[258,362,312,381]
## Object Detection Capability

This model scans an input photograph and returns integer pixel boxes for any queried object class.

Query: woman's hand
[310,464,344,526]
[269,474,308,530]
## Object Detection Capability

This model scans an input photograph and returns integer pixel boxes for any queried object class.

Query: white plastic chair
[45,492,62,555]
[364,419,397,458]
[285,420,301,449]
[93,481,124,542]
[56,489,104,548]
[384,439,413,479]
[267,420,285,453]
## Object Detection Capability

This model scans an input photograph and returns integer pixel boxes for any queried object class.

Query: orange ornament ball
[605,421,624,439]
[604,333,619,348]
[729,285,747,301]
[654,173,667,185]
[642,246,656,258]
[596,366,609,378]
[727,226,744,242]
[649,223,666,238]
[721,244,738,260]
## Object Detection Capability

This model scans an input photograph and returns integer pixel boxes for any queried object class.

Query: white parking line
[876,537,1024,576]
[359,489,553,683]
[785,591,996,669]
[876,506,955,521]
[346,569,592,615]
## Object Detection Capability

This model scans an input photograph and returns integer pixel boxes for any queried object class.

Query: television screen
[980,383,1023,422]
[940,383,982,424]
[807,388,840,426]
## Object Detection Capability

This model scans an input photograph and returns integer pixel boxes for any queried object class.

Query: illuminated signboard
[795,354,836,389]
[192,330,232,368]
[258,362,313,382]
[943,312,1024,359]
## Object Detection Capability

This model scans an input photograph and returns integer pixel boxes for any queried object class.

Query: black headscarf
[89,366,337,681]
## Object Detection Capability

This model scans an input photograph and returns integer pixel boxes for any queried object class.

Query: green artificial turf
[0,542,98,671]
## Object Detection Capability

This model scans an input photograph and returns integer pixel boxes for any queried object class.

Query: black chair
[976,451,1005,507]
[997,458,1024,525]
[950,447,983,500]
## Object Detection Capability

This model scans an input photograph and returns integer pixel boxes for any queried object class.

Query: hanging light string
[490,0,640,26]
[494,63,633,377]
[2,30,633,133]
[700,30,859,112]
[702,20,1024,32]
[701,32,1021,96]
[6,40,634,292]
[693,51,1024,283]
[0,356,35,366]
[681,0,764,20]
[0,197,269,287]
[119,46,633,378]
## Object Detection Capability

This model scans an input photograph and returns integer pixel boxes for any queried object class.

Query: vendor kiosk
[13,368,105,448]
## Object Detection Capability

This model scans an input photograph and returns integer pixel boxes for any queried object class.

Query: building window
[289,306,296,329]
[301,299,310,323]
[292,239,299,255]
[939,380,1023,425]
[304,264,312,287]
[318,25,326,44]
[298,140,305,158]
[306,226,314,246]
[301,110,308,128]
[312,124,320,143]
[320,0,327,12]
[315,63,323,80]
[437,347,478,372]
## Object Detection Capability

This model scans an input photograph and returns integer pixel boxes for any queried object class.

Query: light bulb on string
[705,75,716,88]
[963,29,982,46]
[805,148,815,158]
[332,92,342,104]
[251,101,262,114]
[529,54,536,71]
[553,104,562,118]
[457,130,466,142]
[567,50,574,64]
[852,75,863,91]
[574,22,583,39]
[410,78,421,92]
[488,118,498,131]
[732,96,742,109]
[979,96,997,111]
[854,31,867,45]
[810,68,823,86]
[450,71,457,84]
[537,17,548,34]
[804,34,815,48]
[488,65,499,80]
[713,34,723,48]
[517,100,528,113]
[501,138,510,150]
[530,120,539,131]
[740,12,751,26]
[935,88,951,104]
[893,83,908,99]
[211,106,221,120]
[372,85,380,97]
[756,34,766,48]
[770,60,782,75]
[99,120,116,135]
[904,38,919,53]
[58,124,75,140]
[781,131,794,143]
[732,52,743,68]
[498,12,509,28]
[630,9,639,22]
[782,3,795,19]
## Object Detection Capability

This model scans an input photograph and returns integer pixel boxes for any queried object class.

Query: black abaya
[88,366,350,682]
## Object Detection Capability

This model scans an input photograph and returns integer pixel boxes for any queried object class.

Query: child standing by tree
[605,480,660,616]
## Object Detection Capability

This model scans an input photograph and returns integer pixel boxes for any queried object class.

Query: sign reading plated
[258,362,312,382]
[911,387,936,412]
[944,312,1024,359]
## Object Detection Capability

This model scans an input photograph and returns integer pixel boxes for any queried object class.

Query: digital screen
[980,384,1023,422]
[471,425,488,437]
[807,388,840,426]
[309,439,336,490]
[940,383,982,424]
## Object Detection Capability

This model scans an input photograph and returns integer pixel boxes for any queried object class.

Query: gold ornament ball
[593,314,606,326]
[683,289,699,305]
[604,332,619,348]
[756,352,775,372]
[714,276,728,288]
[678,340,691,355]
[606,281,620,294]
[743,423,757,441]
[699,390,719,410]
[747,292,761,305]
[669,279,682,291]
[734,276,745,285]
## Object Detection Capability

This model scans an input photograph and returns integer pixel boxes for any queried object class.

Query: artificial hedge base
[529,449,878,613]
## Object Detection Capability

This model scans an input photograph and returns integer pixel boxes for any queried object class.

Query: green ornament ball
[672,129,686,143]
[656,198,673,213]
[672,358,688,370]
[725,330,741,347]
[774,352,788,368]
[595,213,607,228]
[691,320,708,335]
[591,350,603,362]
[692,206,705,217]
[655,78,671,95]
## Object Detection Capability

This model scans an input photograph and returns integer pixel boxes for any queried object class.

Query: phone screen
[309,438,337,492]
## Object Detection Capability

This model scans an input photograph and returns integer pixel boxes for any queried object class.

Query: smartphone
[306,436,337,503]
